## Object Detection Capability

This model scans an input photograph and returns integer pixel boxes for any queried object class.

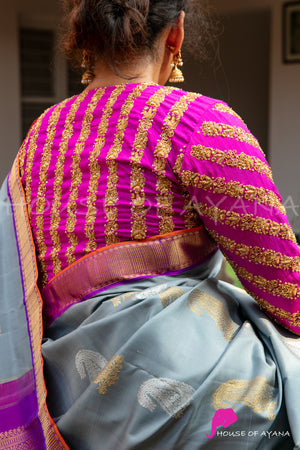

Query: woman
[1,0,300,448]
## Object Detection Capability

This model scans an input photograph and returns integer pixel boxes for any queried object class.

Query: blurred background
[1,0,300,235]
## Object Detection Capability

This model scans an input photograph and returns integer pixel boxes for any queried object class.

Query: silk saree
[1,159,300,449]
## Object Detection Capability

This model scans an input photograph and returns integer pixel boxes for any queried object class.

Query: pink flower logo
[206,408,238,439]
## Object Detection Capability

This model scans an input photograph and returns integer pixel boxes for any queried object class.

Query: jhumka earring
[81,51,95,85]
[168,49,184,83]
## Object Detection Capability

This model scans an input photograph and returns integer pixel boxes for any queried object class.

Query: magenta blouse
[19,82,300,334]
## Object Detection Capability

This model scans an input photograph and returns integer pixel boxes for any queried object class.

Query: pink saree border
[3,158,69,449]
[42,226,218,327]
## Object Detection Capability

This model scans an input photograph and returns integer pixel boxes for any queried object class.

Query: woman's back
[19,83,212,286]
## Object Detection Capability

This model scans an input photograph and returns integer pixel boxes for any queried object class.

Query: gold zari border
[42,227,217,325]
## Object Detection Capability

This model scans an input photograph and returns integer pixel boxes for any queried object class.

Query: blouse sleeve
[174,100,300,335]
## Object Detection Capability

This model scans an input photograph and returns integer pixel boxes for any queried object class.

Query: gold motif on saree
[190,145,273,180]
[212,376,277,420]
[188,289,235,342]
[93,355,124,395]
[159,287,185,308]
[110,292,137,307]
[138,377,195,419]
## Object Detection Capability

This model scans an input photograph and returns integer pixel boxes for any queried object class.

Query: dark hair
[61,0,217,70]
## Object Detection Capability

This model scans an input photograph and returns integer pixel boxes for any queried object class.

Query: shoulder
[157,85,247,130]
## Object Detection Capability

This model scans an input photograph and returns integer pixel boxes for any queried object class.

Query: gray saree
[0,159,300,449]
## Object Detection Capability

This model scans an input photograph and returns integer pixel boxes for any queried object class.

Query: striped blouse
[19,82,300,334]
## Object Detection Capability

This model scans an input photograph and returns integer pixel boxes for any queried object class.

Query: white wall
[211,0,300,231]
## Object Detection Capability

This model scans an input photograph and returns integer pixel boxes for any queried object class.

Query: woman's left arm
[174,101,300,335]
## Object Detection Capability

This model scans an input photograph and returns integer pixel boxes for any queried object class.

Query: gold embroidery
[182,191,200,229]
[153,92,199,235]
[181,171,285,215]
[173,152,185,175]
[111,292,136,307]
[65,90,103,265]
[196,202,296,243]
[85,86,125,252]
[23,115,45,218]
[159,287,185,308]
[213,103,244,122]
[209,229,300,273]
[105,84,147,245]
[201,121,263,153]
[93,355,124,394]
[35,101,67,285]
[213,376,276,420]
[18,130,32,179]
[50,92,89,277]
[229,259,299,299]
[190,145,273,181]
[249,290,300,329]
[130,87,173,239]
[188,289,235,342]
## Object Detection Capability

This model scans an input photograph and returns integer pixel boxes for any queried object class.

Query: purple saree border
[0,370,35,408]
[42,227,218,327]
[0,390,37,432]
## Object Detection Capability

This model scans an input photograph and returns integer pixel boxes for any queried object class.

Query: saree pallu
[1,161,300,450]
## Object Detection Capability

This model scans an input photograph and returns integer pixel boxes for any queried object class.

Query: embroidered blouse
[19,82,300,334]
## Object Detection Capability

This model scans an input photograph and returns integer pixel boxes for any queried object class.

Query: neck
[86,58,160,90]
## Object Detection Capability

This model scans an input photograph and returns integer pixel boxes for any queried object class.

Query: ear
[166,11,185,55]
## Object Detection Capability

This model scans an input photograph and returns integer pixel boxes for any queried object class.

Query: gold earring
[168,50,184,83]
[81,51,95,85]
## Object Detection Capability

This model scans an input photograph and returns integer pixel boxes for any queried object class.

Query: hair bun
[62,0,195,74]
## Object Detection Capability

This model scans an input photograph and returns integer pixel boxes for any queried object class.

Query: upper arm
[175,100,300,335]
